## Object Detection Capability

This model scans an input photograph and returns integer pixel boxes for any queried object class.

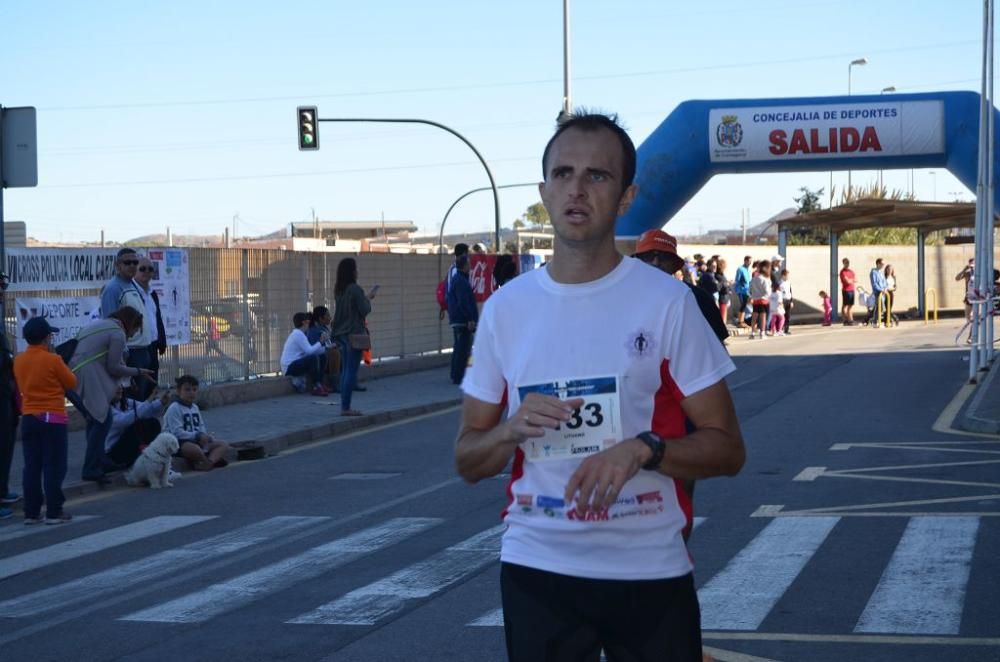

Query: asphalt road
[0,321,997,662]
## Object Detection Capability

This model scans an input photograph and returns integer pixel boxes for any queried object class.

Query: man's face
[539,127,636,245]
[178,383,198,405]
[135,258,154,287]
[117,252,139,279]
[843,259,849,267]
[744,257,751,266]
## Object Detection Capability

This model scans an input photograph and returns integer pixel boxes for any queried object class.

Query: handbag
[348,333,371,351]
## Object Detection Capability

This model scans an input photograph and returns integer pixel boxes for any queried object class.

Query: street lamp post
[847,57,868,196]
[561,0,572,120]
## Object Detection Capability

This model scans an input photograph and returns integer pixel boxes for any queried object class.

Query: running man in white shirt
[455,112,746,661]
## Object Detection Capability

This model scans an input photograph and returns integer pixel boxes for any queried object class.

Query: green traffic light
[303,134,314,145]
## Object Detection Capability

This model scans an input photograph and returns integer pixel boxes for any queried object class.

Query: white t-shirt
[768,291,784,316]
[462,257,735,581]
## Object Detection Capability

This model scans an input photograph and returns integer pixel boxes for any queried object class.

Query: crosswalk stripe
[698,516,840,631]
[854,516,979,635]
[466,517,708,628]
[0,516,326,616]
[0,516,99,543]
[0,515,215,581]
[120,517,442,623]
[288,524,505,626]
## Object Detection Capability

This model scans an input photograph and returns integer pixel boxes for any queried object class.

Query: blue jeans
[21,415,68,519]
[337,336,363,411]
[126,346,153,400]
[451,326,473,384]
[82,408,113,480]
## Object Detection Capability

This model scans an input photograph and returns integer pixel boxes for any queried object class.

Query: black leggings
[500,563,702,662]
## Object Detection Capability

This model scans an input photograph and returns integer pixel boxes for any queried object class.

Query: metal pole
[319,117,503,254]
[972,0,991,381]
[562,0,572,118]
[829,230,839,322]
[436,182,537,285]
[241,249,251,381]
[917,229,926,318]
[985,0,996,365]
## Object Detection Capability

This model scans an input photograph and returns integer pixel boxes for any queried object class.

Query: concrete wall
[673,243,994,317]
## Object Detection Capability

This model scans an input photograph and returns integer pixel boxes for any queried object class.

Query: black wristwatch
[636,431,665,471]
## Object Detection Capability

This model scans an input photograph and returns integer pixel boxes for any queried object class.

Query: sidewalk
[7,367,463,503]
[958,359,1000,434]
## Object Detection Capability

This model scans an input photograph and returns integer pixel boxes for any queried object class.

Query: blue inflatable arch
[617,91,998,236]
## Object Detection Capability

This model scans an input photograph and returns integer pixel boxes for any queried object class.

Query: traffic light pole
[318,117,502,252]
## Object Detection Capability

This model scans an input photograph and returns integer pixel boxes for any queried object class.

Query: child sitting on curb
[163,375,231,471]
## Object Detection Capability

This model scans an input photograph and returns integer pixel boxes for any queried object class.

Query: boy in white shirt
[163,375,230,471]
[280,312,329,396]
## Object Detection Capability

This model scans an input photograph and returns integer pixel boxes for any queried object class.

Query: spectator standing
[839,257,856,325]
[884,264,899,326]
[734,255,752,328]
[447,255,478,385]
[446,243,470,300]
[100,249,152,392]
[163,375,230,471]
[770,255,784,289]
[633,230,729,344]
[70,308,155,485]
[870,258,888,327]
[779,268,794,334]
[749,261,771,339]
[331,258,375,417]
[280,312,329,396]
[135,256,166,400]
[14,318,77,524]
[697,260,720,305]
[956,259,975,343]
[715,258,731,325]
[767,284,786,336]
[0,273,20,517]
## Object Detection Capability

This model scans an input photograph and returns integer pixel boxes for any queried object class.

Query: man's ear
[617,184,638,217]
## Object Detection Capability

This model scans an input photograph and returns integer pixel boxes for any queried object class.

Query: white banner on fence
[709,100,945,162]
[4,248,118,292]
[146,248,191,346]
[13,296,101,352]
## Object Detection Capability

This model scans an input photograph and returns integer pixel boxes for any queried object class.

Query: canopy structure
[776,199,997,317]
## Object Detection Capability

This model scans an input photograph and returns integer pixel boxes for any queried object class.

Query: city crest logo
[716,115,743,147]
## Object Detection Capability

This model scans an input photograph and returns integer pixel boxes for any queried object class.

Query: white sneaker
[168,468,183,480]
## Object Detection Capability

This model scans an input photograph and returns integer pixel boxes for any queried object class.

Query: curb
[957,362,1000,434]
[28,397,463,508]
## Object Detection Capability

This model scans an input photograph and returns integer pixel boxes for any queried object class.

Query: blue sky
[0,0,989,243]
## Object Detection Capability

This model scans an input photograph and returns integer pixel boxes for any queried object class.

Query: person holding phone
[331,258,372,416]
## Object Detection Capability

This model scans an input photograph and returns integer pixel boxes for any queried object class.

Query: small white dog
[126,433,180,489]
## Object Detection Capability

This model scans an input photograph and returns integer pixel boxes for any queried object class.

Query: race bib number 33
[516,376,622,462]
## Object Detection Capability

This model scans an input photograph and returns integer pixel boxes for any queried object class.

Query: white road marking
[703,646,783,662]
[120,517,441,623]
[467,518,708,628]
[751,505,785,517]
[793,467,825,481]
[0,515,215,581]
[289,524,505,625]
[0,516,98,543]
[698,517,840,631]
[755,494,1000,517]
[0,516,325,616]
[329,472,402,480]
[704,631,1000,646]
[855,516,979,635]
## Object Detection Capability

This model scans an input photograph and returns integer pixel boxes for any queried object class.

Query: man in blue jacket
[734,255,752,328]
[870,258,888,327]
[447,255,478,385]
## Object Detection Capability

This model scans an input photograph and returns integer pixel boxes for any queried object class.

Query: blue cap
[23,317,59,343]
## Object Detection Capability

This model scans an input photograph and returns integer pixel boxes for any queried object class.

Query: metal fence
[4,248,448,386]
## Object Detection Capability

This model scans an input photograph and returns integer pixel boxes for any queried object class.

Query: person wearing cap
[633,230,729,345]
[13,318,77,524]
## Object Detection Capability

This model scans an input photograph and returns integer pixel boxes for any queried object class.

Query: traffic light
[297,106,319,150]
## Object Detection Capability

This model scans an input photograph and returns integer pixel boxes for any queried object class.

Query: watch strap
[637,431,665,471]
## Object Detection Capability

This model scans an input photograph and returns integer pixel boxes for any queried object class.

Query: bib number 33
[516,376,621,462]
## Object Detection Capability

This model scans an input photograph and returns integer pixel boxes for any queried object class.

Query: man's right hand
[504,393,584,443]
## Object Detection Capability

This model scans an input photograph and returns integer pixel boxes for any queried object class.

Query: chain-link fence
[3,248,448,386]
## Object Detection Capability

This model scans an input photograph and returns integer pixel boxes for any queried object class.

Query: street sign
[1,107,38,188]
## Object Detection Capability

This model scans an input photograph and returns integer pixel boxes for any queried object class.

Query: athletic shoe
[290,376,307,393]
[1,492,20,504]
[0,507,13,520]
[45,512,73,525]
[24,516,44,525]
[311,385,329,397]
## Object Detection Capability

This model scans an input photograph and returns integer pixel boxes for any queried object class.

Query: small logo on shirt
[625,328,657,358]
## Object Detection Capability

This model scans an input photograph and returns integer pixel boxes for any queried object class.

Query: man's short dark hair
[542,111,636,191]
[454,243,469,257]
[176,374,199,389]
[293,312,310,328]
[116,248,137,260]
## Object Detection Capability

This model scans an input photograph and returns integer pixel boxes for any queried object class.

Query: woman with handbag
[70,307,155,484]
[331,258,376,416]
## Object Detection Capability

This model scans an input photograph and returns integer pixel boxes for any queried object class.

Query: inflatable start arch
[617,91,999,236]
